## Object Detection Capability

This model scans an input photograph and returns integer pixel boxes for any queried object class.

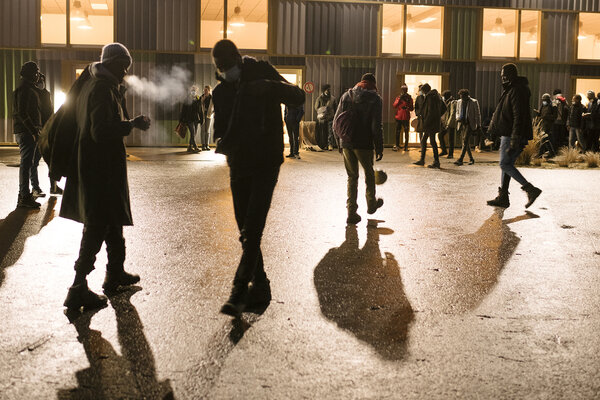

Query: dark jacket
[553,95,569,126]
[179,96,202,124]
[315,92,337,122]
[414,94,425,132]
[421,89,447,134]
[393,94,413,121]
[445,99,458,129]
[60,62,134,226]
[13,78,41,136]
[584,99,600,130]
[37,87,53,126]
[212,56,305,171]
[535,104,557,133]
[334,85,383,154]
[201,93,213,118]
[489,76,533,145]
[284,104,304,126]
[568,102,585,129]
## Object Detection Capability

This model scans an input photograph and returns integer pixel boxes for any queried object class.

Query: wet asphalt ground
[0,146,599,399]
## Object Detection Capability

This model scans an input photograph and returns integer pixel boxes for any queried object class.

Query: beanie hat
[20,61,39,81]
[101,43,132,65]
[542,93,551,101]
[361,73,376,83]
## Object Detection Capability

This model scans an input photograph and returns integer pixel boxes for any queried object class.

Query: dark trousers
[342,148,376,214]
[439,127,456,155]
[588,129,600,152]
[419,131,439,161]
[230,166,280,287]
[326,120,336,148]
[187,122,197,148]
[287,122,300,155]
[499,136,528,191]
[200,118,210,147]
[15,133,41,197]
[395,120,410,148]
[458,126,474,161]
[74,225,126,275]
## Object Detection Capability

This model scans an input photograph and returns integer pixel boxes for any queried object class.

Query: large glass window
[381,4,404,55]
[482,9,517,58]
[405,6,442,56]
[201,0,267,50]
[41,0,113,46]
[519,10,540,59]
[578,13,600,60]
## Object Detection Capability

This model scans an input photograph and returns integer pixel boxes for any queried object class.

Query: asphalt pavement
[0,146,599,399]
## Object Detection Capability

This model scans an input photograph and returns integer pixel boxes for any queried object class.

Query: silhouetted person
[315,84,337,150]
[487,63,541,209]
[414,83,446,169]
[284,103,304,159]
[439,90,454,157]
[61,43,151,311]
[180,85,203,152]
[211,39,304,317]
[568,94,586,151]
[454,89,481,166]
[583,91,600,152]
[200,85,213,150]
[392,84,413,151]
[535,93,557,158]
[414,84,425,142]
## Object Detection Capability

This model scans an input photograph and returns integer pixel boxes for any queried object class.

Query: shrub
[516,136,540,166]
[583,151,600,168]
[557,146,581,165]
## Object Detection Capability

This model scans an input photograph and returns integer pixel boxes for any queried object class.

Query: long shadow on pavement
[313,220,415,361]
[0,196,56,288]
[57,288,174,400]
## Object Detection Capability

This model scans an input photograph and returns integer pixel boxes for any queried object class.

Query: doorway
[275,67,304,142]
[402,74,443,144]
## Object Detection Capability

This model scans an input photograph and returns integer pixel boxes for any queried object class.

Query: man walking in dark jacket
[284,103,304,159]
[334,73,384,225]
[487,63,541,209]
[413,83,446,168]
[62,43,151,311]
[568,94,586,151]
[211,39,305,317]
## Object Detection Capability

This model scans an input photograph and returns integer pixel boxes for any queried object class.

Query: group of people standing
[179,85,213,152]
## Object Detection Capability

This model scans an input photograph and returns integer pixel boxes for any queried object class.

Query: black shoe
[522,183,542,208]
[487,187,510,208]
[102,270,140,294]
[346,213,361,224]
[50,184,63,195]
[454,160,463,166]
[468,159,475,165]
[220,284,248,317]
[32,187,46,198]
[427,161,441,169]
[246,278,271,310]
[447,154,454,159]
[439,151,448,156]
[17,194,41,208]
[64,283,108,311]
[367,198,384,214]
[403,147,408,152]
[285,154,295,158]
[413,159,425,166]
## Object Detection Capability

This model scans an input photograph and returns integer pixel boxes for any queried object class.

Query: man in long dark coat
[62,43,151,311]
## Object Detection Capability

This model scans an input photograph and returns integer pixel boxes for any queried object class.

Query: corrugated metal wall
[447,7,479,60]
[0,0,39,48]
[277,0,306,55]
[304,56,342,120]
[543,12,576,63]
[156,0,198,52]
[116,0,158,51]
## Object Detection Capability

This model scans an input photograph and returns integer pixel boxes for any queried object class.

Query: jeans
[395,120,410,148]
[287,121,300,155]
[458,125,474,161]
[74,225,126,275]
[569,127,585,150]
[419,131,439,162]
[499,136,528,190]
[200,117,210,147]
[230,166,280,287]
[187,122,197,148]
[15,133,41,197]
[343,148,376,214]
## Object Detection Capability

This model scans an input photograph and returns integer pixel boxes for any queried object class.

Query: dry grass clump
[583,151,600,168]
[516,136,540,166]
[531,157,543,166]
[559,146,582,164]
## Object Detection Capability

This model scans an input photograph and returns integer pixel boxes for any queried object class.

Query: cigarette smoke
[125,65,192,108]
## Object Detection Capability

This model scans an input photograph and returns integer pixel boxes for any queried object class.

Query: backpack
[333,90,357,145]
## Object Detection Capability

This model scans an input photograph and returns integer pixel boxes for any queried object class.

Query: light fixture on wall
[525,27,537,44]
[418,17,437,24]
[491,17,506,37]
[230,6,246,27]
[70,0,85,21]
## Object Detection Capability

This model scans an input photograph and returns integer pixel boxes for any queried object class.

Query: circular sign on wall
[303,81,315,94]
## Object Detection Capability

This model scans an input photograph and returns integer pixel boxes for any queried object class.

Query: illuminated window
[482,9,518,58]
[382,4,404,55]
[201,0,267,50]
[201,0,226,48]
[405,6,442,57]
[578,13,600,60]
[574,78,600,106]
[41,0,114,46]
[519,10,540,59]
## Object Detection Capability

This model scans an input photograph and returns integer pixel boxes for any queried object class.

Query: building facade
[1,0,600,146]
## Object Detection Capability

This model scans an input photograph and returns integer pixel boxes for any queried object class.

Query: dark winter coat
[414,94,425,132]
[535,104,557,133]
[584,99,600,130]
[212,56,305,171]
[445,99,457,129]
[60,62,134,226]
[553,95,569,126]
[284,104,304,126]
[334,86,383,154]
[421,89,447,134]
[179,96,202,124]
[37,87,53,126]
[13,78,41,137]
[393,94,413,121]
[489,76,533,146]
[568,103,585,129]
[315,93,337,122]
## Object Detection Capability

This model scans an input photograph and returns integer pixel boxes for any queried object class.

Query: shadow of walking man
[57,288,174,400]
[314,220,414,361]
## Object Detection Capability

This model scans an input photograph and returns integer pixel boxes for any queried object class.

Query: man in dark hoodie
[487,63,541,209]
[413,83,446,168]
[552,89,569,148]
[61,43,151,311]
[211,39,305,317]
[334,73,384,225]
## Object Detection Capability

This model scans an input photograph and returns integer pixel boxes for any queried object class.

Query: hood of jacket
[424,88,440,100]
[90,62,120,87]
[350,85,379,105]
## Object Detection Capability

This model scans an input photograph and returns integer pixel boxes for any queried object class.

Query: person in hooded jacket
[552,89,569,148]
[535,93,558,158]
[413,83,446,168]
[334,73,384,225]
[568,94,586,151]
[179,86,203,152]
[211,39,305,317]
[284,103,304,159]
[61,43,151,311]
[392,85,413,151]
[486,63,541,209]
[315,84,338,151]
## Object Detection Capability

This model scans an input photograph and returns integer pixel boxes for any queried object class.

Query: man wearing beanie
[61,42,151,311]
[334,72,384,225]
[13,61,44,208]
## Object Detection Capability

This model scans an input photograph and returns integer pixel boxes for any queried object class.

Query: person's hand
[244,79,272,96]
[376,152,383,161]
[131,115,151,131]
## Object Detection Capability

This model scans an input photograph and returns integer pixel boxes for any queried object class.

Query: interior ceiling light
[91,3,109,10]
[70,0,85,21]
[78,17,93,29]
[229,6,245,27]
[418,17,437,24]
[490,17,506,37]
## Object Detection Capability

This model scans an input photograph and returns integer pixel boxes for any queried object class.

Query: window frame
[480,8,541,61]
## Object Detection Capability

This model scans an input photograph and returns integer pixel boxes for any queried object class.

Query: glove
[376,153,383,161]
[131,115,151,131]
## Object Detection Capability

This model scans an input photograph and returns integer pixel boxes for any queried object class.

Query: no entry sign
[303,81,315,94]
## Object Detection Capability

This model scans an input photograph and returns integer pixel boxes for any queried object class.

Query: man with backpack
[333,73,383,225]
